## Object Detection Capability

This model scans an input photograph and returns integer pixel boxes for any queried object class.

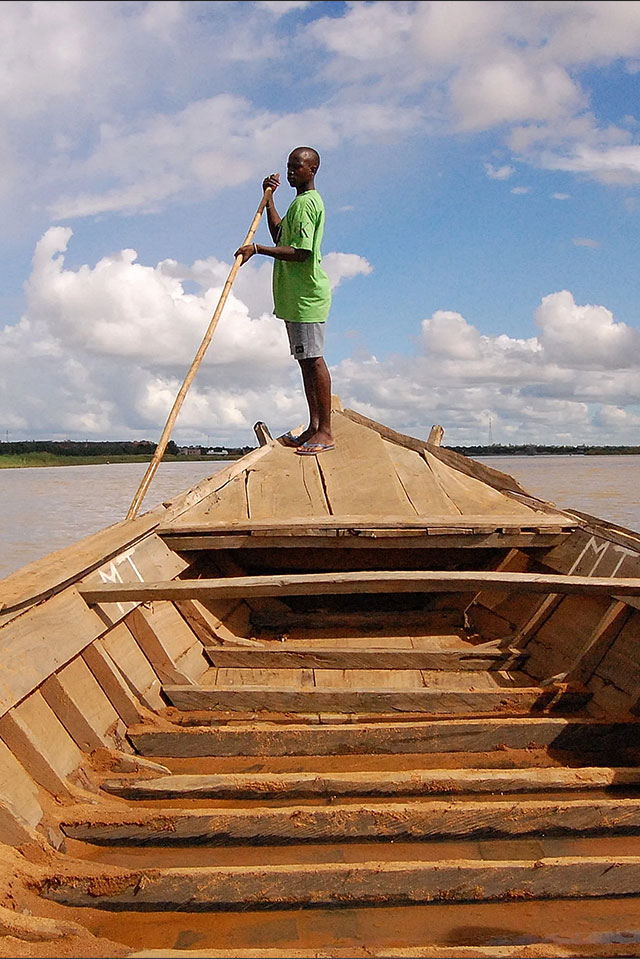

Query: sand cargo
[1,399,640,957]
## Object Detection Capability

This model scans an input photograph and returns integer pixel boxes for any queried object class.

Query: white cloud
[485,163,515,180]
[572,237,600,248]
[511,186,531,194]
[4,234,640,446]
[543,144,640,185]
[552,193,571,200]
[257,1,310,16]
[331,290,640,445]
[322,253,373,290]
[0,228,372,442]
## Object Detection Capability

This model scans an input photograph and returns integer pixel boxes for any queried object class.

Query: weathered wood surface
[81,640,146,726]
[127,717,637,757]
[250,608,466,633]
[0,692,82,797]
[166,474,249,530]
[162,684,555,715]
[41,856,640,907]
[159,514,574,533]
[0,739,42,830]
[423,449,536,518]
[0,587,106,717]
[100,765,640,800]
[247,442,328,520]
[163,531,569,551]
[384,441,458,515]
[40,658,121,752]
[203,646,525,670]
[341,408,534,498]
[0,512,161,616]
[79,569,640,605]
[158,445,272,525]
[100,623,165,712]
[80,534,188,626]
[546,600,631,685]
[63,796,640,843]
[315,414,416,517]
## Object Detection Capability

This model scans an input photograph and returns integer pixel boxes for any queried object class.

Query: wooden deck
[3,403,640,956]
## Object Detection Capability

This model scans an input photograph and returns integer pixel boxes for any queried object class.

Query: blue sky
[1,0,640,447]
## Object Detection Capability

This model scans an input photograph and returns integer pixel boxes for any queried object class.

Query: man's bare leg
[298,356,333,446]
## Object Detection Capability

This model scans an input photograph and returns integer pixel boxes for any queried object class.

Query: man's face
[287,152,314,188]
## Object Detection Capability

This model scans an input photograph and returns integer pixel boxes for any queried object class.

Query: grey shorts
[284,320,325,360]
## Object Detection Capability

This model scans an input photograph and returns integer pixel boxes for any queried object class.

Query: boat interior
[1,399,640,957]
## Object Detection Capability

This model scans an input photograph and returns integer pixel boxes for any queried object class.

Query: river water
[1,455,639,581]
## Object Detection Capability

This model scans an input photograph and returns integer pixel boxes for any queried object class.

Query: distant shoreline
[2,446,640,469]
[0,453,240,469]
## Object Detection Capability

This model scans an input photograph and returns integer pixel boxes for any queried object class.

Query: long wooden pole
[126,188,272,520]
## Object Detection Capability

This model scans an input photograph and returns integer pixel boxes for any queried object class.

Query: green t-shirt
[273,190,332,323]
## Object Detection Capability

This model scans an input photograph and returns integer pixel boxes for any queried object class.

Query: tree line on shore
[449,444,640,456]
[0,440,254,458]
[2,439,639,459]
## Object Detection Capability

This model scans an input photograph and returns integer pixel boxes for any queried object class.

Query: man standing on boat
[235,147,334,455]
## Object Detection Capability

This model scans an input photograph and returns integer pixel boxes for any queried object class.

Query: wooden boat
[2,397,640,958]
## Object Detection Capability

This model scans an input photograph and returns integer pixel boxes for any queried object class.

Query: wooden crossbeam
[99,766,640,802]
[159,514,575,534]
[63,796,640,843]
[41,857,640,909]
[161,532,568,551]
[162,684,562,715]
[127,716,638,758]
[202,646,526,670]
[79,569,640,605]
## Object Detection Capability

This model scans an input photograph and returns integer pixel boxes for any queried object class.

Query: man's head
[287,147,320,192]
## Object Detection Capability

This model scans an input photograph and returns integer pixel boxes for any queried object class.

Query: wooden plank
[163,532,568,551]
[203,647,526,670]
[341,408,534,497]
[125,604,209,685]
[313,668,424,689]
[162,684,553,714]
[166,474,249,530]
[0,798,39,847]
[40,657,121,752]
[549,601,632,686]
[384,441,459,515]
[250,609,463,633]
[0,692,82,796]
[100,623,164,712]
[593,613,640,701]
[0,739,42,830]
[64,795,640,845]
[159,514,574,533]
[0,587,106,718]
[0,512,160,616]
[79,570,640,605]
[100,765,640,801]
[423,450,536,518]
[81,641,146,726]
[80,533,189,626]
[127,717,636,757]
[41,857,640,908]
[247,442,328,520]
[160,445,271,525]
[316,414,415,517]
[214,668,315,689]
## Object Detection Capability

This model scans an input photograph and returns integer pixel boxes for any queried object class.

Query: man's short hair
[292,146,320,171]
